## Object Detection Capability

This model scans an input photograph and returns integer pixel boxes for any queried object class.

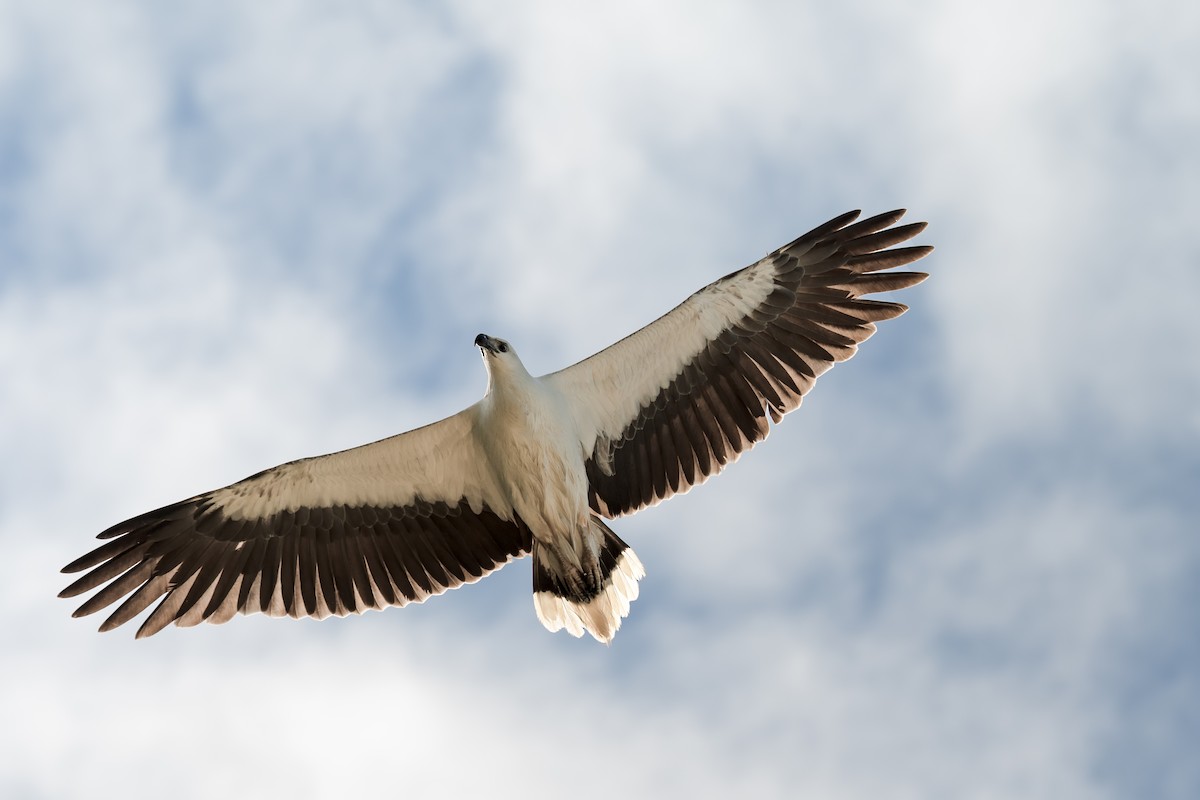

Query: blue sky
[2,2,1198,798]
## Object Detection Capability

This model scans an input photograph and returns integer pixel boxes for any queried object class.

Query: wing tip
[134,617,169,639]
[60,554,93,575]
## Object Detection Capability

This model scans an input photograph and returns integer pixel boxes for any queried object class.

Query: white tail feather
[534,548,645,644]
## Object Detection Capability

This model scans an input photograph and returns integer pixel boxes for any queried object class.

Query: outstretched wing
[545,209,932,518]
[60,408,531,638]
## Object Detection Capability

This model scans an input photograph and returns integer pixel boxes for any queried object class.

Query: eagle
[60,209,931,643]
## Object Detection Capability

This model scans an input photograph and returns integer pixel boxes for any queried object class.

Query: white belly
[477,381,589,546]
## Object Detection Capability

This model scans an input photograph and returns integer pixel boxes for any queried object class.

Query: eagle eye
[498,342,509,353]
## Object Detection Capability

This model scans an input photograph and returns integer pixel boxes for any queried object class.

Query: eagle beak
[475,333,498,354]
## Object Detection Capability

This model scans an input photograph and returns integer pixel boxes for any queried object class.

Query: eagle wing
[544,210,932,518]
[60,407,531,637]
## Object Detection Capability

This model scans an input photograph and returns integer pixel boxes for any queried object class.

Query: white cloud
[900,0,1200,449]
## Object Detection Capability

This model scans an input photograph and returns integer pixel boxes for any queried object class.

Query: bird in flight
[61,209,931,643]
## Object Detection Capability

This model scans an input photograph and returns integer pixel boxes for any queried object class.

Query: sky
[2,1,1198,798]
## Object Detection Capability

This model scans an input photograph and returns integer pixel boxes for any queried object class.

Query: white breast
[475,376,589,545]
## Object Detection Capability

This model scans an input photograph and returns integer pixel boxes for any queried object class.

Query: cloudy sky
[2,1,1197,798]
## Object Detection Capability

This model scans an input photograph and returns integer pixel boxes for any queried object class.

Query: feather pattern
[545,209,931,517]
[61,409,532,637]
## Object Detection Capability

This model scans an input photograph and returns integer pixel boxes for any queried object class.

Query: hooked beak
[475,333,499,354]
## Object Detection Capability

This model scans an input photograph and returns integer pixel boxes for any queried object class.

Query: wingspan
[545,209,932,518]
[60,408,532,638]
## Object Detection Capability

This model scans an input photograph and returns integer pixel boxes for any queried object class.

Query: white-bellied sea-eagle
[61,209,932,643]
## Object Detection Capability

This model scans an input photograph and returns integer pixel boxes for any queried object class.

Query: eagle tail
[531,517,644,644]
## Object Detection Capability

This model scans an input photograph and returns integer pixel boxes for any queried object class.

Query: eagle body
[476,340,589,543]
[61,209,932,643]
[474,334,644,641]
